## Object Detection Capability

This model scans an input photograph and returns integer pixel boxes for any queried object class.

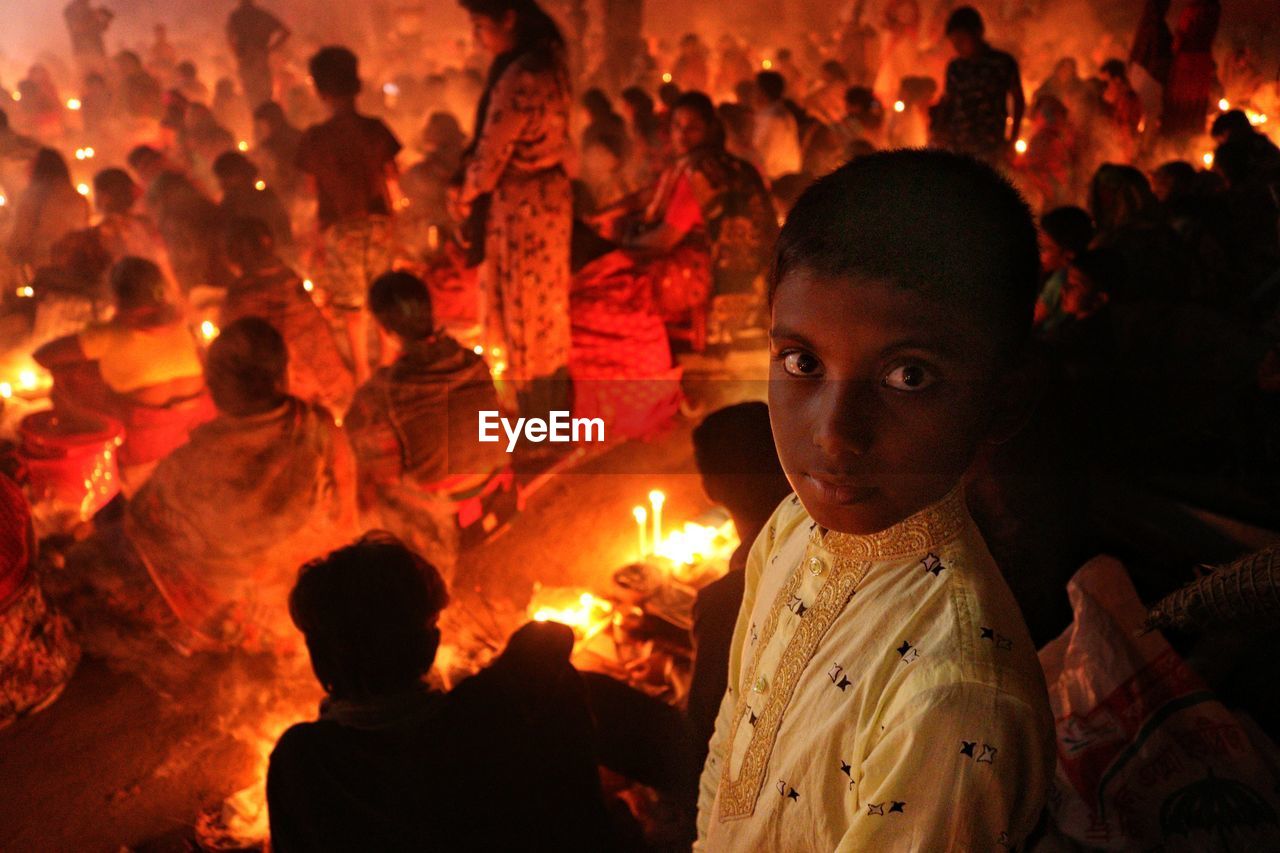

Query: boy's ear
[985,348,1043,446]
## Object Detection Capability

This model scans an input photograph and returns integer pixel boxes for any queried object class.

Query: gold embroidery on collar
[717,548,870,821]
[817,486,967,561]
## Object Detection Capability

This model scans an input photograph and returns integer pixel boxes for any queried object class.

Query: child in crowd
[696,150,1054,850]
[267,534,613,851]
[686,402,794,772]
[1034,205,1094,331]
[296,46,402,384]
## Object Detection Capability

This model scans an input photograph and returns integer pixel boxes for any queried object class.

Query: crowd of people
[2,0,1280,849]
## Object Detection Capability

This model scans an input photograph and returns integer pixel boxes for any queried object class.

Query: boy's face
[769,270,1004,535]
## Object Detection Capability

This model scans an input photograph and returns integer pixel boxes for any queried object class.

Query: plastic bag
[1039,555,1280,851]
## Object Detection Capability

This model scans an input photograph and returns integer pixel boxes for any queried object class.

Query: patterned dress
[462,51,573,395]
[696,487,1054,851]
[934,47,1023,163]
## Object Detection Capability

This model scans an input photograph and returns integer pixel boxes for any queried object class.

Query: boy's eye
[781,350,822,377]
[882,364,934,391]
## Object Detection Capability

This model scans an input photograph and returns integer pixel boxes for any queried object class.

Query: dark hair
[252,100,286,127]
[1213,138,1255,186]
[672,90,719,128]
[1153,159,1197,197]
[369,271,435,341]
[206,317,288,416]
[844,86,883,126]
[225,216,275,268]
[176,60,197,78]
[1088,164,1156,232]
[290,532,449,699]
[109,257,169,313]
[658,81,681,107]
[620,86,654,118]
[93,168,139,215]
[755,70,785,101]
[1040,206,1094,255]
[693,402,785,477]
[581,87,613,121]
[126,144,165,174]
[1210,109,1252,141]
[32,148,72,186]
[770,149,1039,356]
[946,6,984,36]
[308,46,361,98]
[212,150,259,183]
[0,108,9,132]
[821,60,849,82]
[1099,58,1127,80]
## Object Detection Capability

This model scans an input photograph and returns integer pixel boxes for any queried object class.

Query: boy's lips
[804,474,879,506]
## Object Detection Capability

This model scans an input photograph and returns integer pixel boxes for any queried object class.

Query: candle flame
[1014,138,1028,155]
[302,278,314,292]
[0,382,11,399]
[1202,151,1214,167]
[254,180,266,191]
[238,140,249,152]
[201,320,219,341]
[632,505,647,523]
[648,489,665,507]
[18,370,37,390]
[662,72,673,83]
[761,59,773,70]
[66,98,81,110]
[16,286,33,298]
[1218,98,1230,111]
[76,183,90,196]
[893,100,906,113]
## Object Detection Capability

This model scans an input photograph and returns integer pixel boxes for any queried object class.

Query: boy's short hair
[206,317,288,416]
[290,533,449,698]
[109,256,168,311]
[693,401,784,478]
[1040,206,1094,255]
[755,70,785,102]
[93,168,139,215]
[126,144,164,174]
[369,271,435,341]
[770,149,1040,357]
[1099,58,1127,80]
[212,150,258,183]
[308,46,361,98]
[946,6,984,36]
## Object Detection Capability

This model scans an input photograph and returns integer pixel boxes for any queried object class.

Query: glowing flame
[761,59,773,70]
[0,382,11,399]
[893,100,906,113]
[10,90,20,102]
[1203,151,1214,167]
[302,278,314,293]
[16,286,33,298]
[0,194,6,206]
[1218,98,1230,111]
[66,97,81,110]
[254,180,266,191]
[201,320,219,342]
[662,72,673,84]
[1014,138,1028,155]
[18,370,37,390]
[76,183,90,196]
[473,344,484,355]
[528,588,614,639]
[237,140,249,152]
[654,519,737,567]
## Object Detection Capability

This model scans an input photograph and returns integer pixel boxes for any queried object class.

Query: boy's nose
[812,380,877,457]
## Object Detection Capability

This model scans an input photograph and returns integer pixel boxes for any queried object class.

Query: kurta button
[807,556,826,575]
[753,674,769,693]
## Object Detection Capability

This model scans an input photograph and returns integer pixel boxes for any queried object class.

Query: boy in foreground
[696,150,1055,850]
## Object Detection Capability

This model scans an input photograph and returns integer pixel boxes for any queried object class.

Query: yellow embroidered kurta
[696,487,1054,851]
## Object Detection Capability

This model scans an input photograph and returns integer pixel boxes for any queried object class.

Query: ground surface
[0,353,765,852]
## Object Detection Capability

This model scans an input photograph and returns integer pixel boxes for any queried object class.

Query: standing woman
[457,0,573,419]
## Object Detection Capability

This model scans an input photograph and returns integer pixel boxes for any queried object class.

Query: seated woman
[267,534,615,852]
[1,473,79,729]
[222,217,354,416]
[5,148,90,274]
[125,318,358,651]
[34,257,211,489]
[344,272,509,583]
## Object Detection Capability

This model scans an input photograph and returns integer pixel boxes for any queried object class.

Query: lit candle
[254,180,266,191]
[76,183,90,196]
[201,320,219,342]
[302,278,314,293]
[1218,98,1230,111]
[893,100,906,113]
[633,506,648,557]
[427,225,440,251]
[238,140,249,152]
[1203,151,1214,168]
[66,97,81,110]
[649,490,665,550]
[0,382,12,399]
[662,72,672,84]
[1014,138,1028,155]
